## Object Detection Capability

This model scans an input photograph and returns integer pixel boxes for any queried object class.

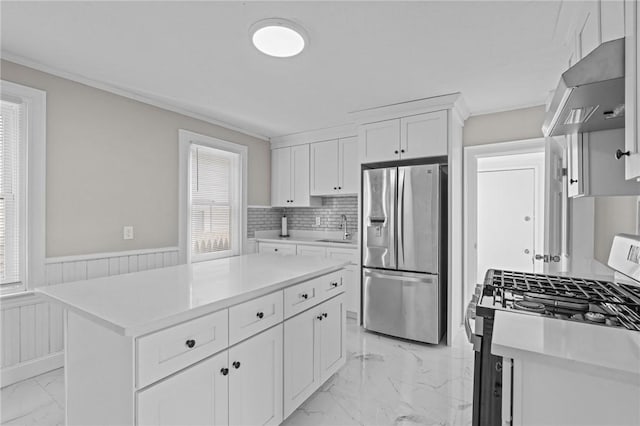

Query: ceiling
[1,1,570,139]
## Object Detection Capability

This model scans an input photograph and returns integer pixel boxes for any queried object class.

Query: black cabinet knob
[220,367,229,376]
[316,315,324,321]
[274,248,278,252]
[401,149,405,153]
[322,312,328,318]
[394,150,399,154]
[256,311,264,319]
[233,361,241,369]
[570,178,578,184]
[301,293,308,299]
[338,186,341,189]
[330,281,338,288]
[185,339,196,349]
[616,149,631,160]
[333,187,337,190]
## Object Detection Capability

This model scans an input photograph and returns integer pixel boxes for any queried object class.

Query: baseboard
[0,352,64,388]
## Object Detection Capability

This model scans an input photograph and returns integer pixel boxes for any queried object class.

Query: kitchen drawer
[283,278,321,319]
[136,309,228,388]
[316,270,345,301]
[326,246,358,264]
[229,291,283,346]
[258,242,296,256]
[296,244,327,257]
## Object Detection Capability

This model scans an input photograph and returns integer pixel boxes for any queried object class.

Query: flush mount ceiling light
[250,18,308,58]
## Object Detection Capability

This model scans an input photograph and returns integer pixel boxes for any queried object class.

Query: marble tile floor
[1,320,473,426]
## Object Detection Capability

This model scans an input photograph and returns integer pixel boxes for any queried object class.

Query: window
[179,130,247,263]
[0,81,46,294]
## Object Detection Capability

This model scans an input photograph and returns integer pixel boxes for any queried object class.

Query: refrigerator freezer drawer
[363,268,442,344]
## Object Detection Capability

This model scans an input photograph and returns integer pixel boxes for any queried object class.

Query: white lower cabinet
[137,350,229,426]
[229,325,283,426]
[283,294,346,419]
[258,242,297,256]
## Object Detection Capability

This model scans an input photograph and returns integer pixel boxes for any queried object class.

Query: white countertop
[491,310,640,382]
[36,254,349,337]
[254,229,358,248]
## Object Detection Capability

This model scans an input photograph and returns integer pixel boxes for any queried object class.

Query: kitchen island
[37,254,350,426]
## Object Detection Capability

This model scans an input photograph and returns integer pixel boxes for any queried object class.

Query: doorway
[464,138,549,303]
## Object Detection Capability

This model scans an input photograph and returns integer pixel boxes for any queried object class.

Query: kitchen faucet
[341,214,351,240]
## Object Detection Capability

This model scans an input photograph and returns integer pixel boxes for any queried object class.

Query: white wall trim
[270,124,357,149]
[45,246,179,265]
[1,52,270,142]
[0,352,63,388]
[349,92,470,125]
[0,80,47,291]
[178,129,248,264]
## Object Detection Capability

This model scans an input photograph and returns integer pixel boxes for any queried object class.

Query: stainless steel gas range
[465,234,640,426]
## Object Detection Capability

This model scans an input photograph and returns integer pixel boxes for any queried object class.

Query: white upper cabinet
[601,0,625,42]
[310,137,358,195]
[359,110,448,164]
[271,145,318,207]
[400,110,448,159]
[578,4,600,59]
[338,136,358,193]
[359,119,401,163]
[625,0,640,179]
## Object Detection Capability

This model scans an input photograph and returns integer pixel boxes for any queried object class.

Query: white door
[319,295,346,382]
[359,119,400,163]
[339,136,359,194]
[137,350,229,426]
[229,325,283,426]
[477,168,536,279]
[283,307,320,419]
[310,140,339,195]
[400,110,448,159]
[271,147,291,206]
[542,137,567,273]
[290,144,311,207]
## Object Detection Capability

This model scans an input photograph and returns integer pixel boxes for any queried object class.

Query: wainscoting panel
[1,246,180,387]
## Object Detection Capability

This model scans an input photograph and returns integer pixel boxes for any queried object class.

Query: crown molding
[349,93,470,125]
[270,123,357,149]
[1,51,270,142]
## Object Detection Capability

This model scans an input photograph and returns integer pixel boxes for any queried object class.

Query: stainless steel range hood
[542,38,625,137]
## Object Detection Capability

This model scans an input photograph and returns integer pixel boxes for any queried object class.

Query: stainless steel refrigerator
[362,164,447,344]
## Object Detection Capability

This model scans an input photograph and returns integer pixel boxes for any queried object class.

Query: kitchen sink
[315,239,354,244]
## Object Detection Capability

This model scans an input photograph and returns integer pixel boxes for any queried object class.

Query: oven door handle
[465,301,477,347]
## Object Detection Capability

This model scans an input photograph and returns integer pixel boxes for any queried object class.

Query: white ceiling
[1,1,570,139]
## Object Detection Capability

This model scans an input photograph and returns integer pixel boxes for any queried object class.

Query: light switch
[123,226,134,240]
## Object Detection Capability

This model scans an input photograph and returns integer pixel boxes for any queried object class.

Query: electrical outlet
[123,226,134,240]
[315,216,321,226]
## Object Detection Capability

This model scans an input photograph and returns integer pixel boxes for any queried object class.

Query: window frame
[0,80,46,295]
[178,129,247,264]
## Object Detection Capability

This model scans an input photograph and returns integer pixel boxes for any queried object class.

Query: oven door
[472,315,504,426]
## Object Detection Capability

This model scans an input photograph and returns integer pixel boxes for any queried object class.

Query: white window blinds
[0,99,23,288]
[190,145,240,260]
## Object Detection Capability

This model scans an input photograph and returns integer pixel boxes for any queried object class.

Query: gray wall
[464,105,635,262]
[594,196,637,263]
[1,60,271,257]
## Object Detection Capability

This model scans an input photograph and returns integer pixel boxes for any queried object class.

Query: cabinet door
[258,242,296,256]
[137,350,229,426]
[625,0,640,179]
[271,147,291,207]
[601,0,624,42]
[567,133,586,197]
[400,110,448,159]
[310,140,339,196]
[359,119,400,163]
[338,136,359,194]
[290,144,311,206]
[319,295,346,382]
[283,307,320,419]
[296,244,327,257]
[229,325,283,426]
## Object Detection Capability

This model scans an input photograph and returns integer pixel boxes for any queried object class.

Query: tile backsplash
[247,196,358,238]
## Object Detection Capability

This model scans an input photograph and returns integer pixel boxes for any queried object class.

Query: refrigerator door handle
[398,168,405,266]
[364,269,435,283]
